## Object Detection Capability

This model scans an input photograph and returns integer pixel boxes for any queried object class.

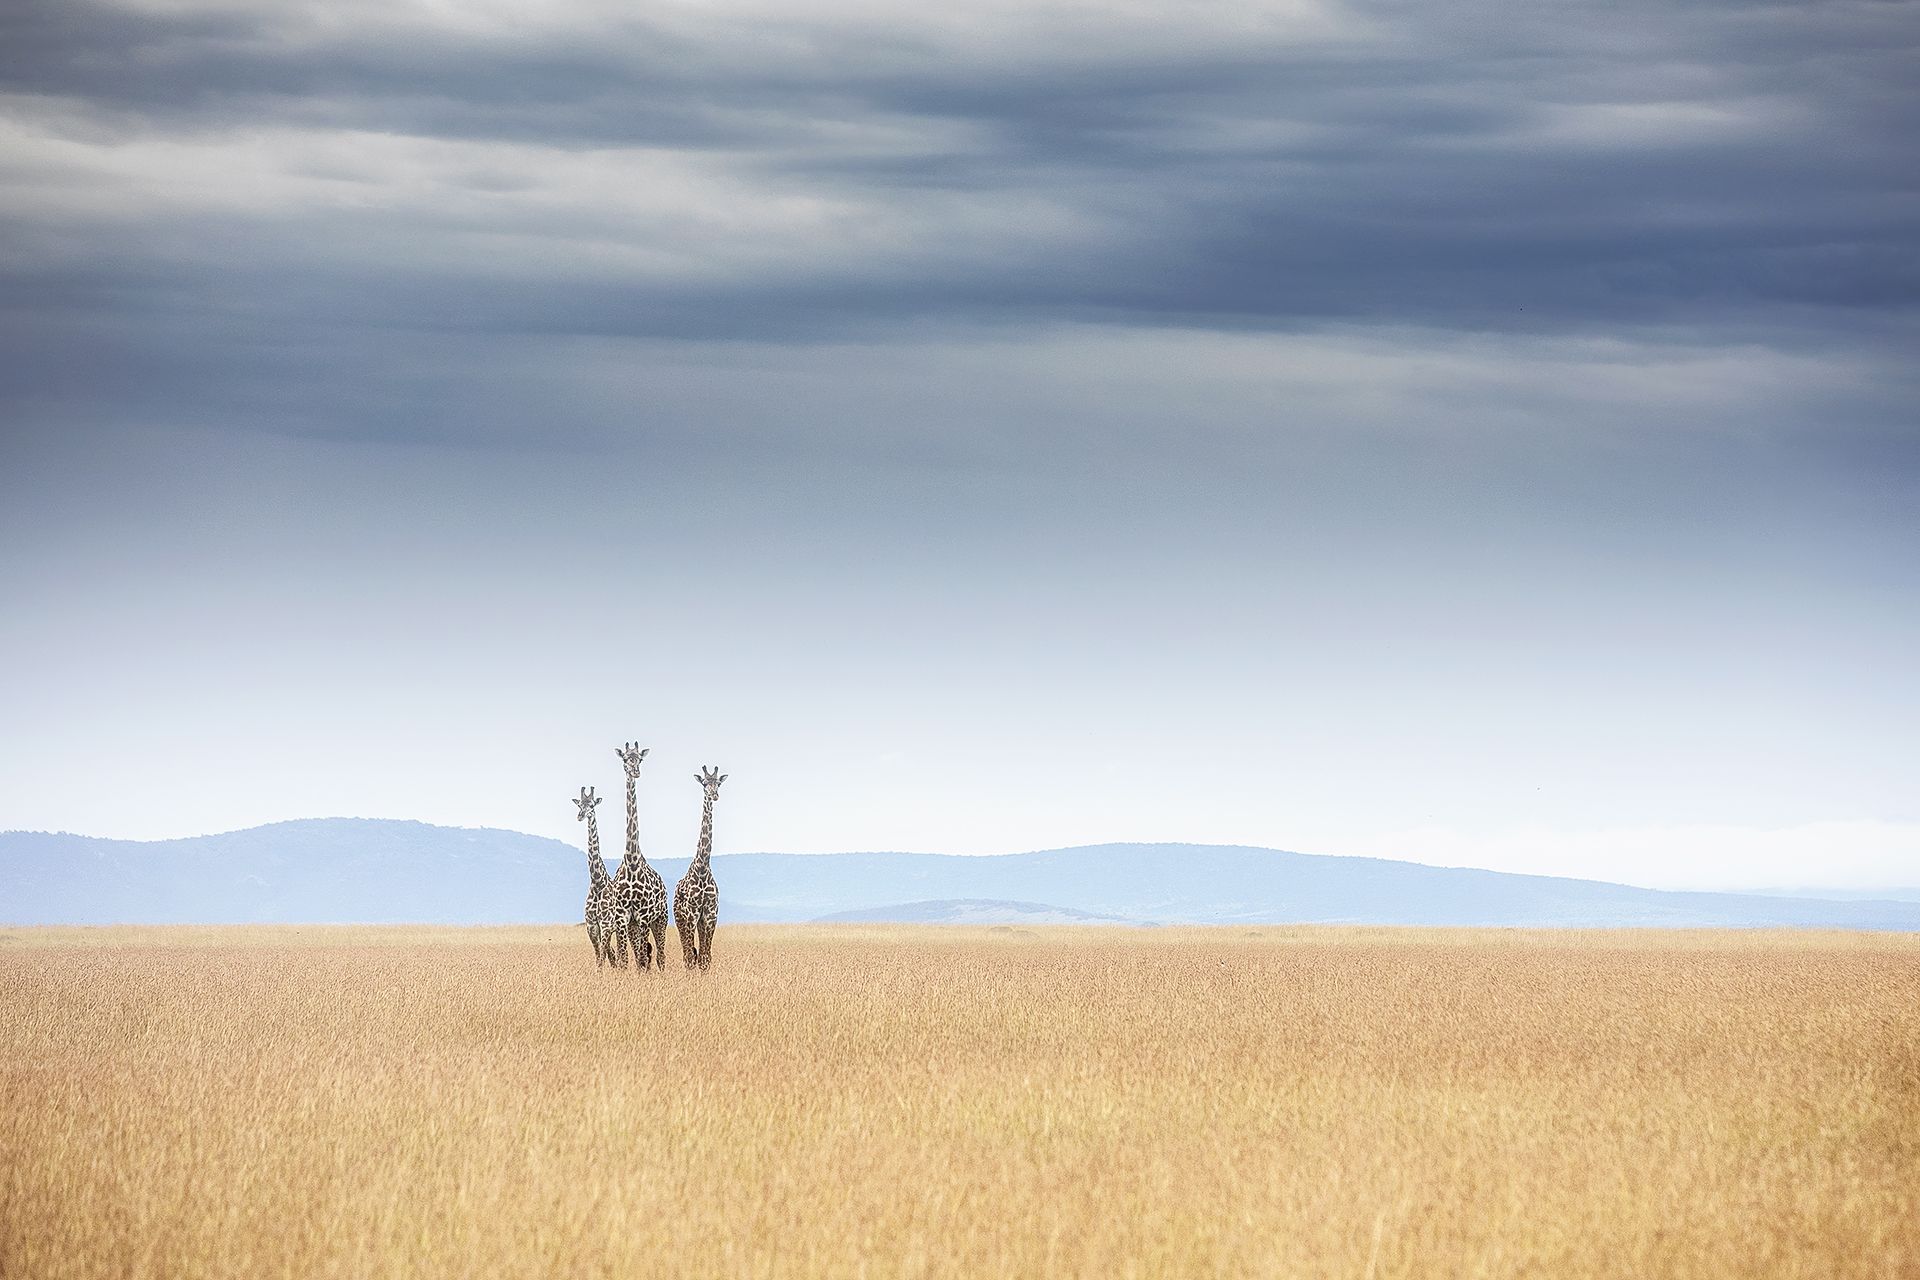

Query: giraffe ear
[719,774,728,785]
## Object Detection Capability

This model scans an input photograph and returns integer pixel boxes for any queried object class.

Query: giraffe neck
[624,773,644,868]
[693,791,716,872]
[585,812,610,887]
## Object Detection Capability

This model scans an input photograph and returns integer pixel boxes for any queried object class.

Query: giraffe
[674,766,726,971]
[573,785,621,969]
[611,741,669,973]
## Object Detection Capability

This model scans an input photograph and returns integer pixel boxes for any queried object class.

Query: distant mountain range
[3,819,1918,929]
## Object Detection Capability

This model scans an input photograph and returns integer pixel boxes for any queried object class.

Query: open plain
[2,925,1915,1278]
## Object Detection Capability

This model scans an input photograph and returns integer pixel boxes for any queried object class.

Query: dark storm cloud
[0,0,1915,454]
[7,0,1918,308]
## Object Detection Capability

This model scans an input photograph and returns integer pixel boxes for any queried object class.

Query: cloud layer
[4,0,1916,460]
[5,0,1916,376]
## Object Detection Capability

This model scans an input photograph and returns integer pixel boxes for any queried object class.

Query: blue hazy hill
[4,819,1918,929]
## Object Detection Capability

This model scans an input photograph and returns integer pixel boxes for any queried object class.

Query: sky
[1,0,1915,890]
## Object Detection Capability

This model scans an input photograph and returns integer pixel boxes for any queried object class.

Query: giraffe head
[572,786,602,821]
[695,766,727,797]
[616,742,649,780]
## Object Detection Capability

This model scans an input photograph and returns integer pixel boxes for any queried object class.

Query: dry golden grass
[2,926,1915,1278]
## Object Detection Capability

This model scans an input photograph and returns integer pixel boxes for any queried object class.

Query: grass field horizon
[5,925,1915,1277]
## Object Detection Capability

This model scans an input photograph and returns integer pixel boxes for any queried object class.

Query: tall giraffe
[612,742,669,973]
[573,785,621,969]
[674,766,726,971]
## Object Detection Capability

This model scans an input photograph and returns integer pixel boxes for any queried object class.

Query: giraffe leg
[590,925,606,968]
[632,919,651,972]
[677,916,699,970]
[651,920,668,973]
[698,920,715,971]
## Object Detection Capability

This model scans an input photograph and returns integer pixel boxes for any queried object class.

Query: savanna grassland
[2,926,1915,1278]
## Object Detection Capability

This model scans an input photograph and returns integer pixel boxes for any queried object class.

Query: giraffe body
[674,767,725,970]
[573,786,622,968]
[612,742,669,973]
